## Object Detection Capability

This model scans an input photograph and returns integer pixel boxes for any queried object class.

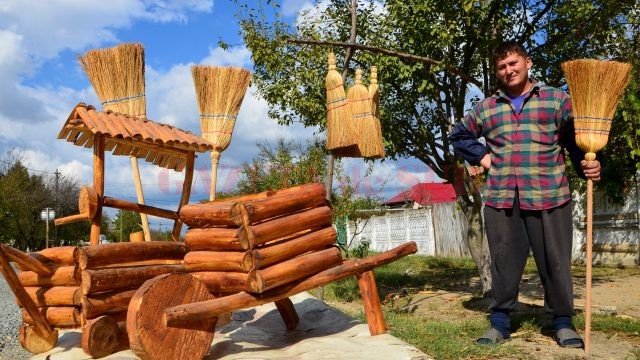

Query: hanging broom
[367,66,385,158]
[78,43,152,242]
[347,68,384,158]
[561,59,631,353]
[326,52,358,157]
[192,66,252,201]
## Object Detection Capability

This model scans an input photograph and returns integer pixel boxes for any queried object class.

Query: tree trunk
[451,160,491,296]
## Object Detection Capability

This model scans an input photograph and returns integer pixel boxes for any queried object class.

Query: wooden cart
[125,182,418,360]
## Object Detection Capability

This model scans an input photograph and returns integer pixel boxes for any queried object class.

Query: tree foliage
[0,152,88,250]
[234,0,639,294]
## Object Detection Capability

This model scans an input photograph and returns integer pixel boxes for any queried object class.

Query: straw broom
[192,66,251,201]
[561,59,631,353]
[347,68,384,158]
[367,66,385,158]
[78,43,152,241]
[326,53,358,156]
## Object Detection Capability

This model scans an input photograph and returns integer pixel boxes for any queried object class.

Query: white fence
[347,175,640,266]
[346,203,470,257]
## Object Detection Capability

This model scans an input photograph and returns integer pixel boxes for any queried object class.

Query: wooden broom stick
[562,59,631,353]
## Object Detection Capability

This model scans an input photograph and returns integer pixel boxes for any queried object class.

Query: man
[449,41,601,348]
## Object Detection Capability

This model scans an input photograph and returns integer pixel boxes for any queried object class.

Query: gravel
[0,266,36,360]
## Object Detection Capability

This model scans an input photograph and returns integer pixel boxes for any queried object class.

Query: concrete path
[31,292,430,359]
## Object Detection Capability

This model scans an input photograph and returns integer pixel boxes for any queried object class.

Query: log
[78,241,188,270]
[18,246,77,268]
[184,227,244,251]
[1,245,52,276]
[79,185,99,219]
[92,259,183,269]
[184,251,252,273]
[179,202,239,228]
[81,264,185,295]
[0,246,54,342]
[22,306,81,327]
[274,298,299,331]
[127,273,217,360]
[19,325,58,355]
[103,196,179,220]
[23,286,81,307]
[231,182,327,225]
[18,265,79,286]
[82,315,120,358]
[165,242,418,326]
[239,206,333,249]
[82,289,136,319]
[252,226,337,269]
[357,270,387,335]
[191,271,255,293]
[251,247,342,293]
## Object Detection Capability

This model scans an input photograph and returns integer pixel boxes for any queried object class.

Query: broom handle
[585,178,593,353]
[210,151,220,201]
[130,156,151,241]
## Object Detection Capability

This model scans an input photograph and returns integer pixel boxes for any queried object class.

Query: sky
[0,0,438,230]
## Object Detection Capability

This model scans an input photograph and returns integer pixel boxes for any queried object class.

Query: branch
[288,38,482,87]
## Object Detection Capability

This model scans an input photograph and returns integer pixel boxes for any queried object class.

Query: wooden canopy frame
[56,103,214,245]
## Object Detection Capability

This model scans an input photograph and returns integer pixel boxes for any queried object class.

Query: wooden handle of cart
[0,246,57,351]
[164,242,417,327]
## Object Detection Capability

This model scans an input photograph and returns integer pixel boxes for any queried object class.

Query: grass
[313,253,640,360]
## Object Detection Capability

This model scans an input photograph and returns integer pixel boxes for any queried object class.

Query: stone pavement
[31,292,430,359]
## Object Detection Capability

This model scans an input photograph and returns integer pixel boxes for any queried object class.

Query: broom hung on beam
[78,42,152,242]
[346,68,384,159]
[192,66,252,201]
[367,66,385,158]
[325,52,359,157]
[561,59,631,353]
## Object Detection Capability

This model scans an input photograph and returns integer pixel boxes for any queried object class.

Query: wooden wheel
[127,273,217,360]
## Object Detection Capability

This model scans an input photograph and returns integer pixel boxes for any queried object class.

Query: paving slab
[31,292,430,360]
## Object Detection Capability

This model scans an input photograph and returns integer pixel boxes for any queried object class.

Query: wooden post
[19,325,58,355]
[356,270,386,335]
[90,134,105,246]
[102,197,178,220]
[190,271,254,293]
[164,242,418,326]
[184,251,252,272]
[130,156,152,242]
[21,246,77,267]
[173,151,195,241]
[274,298,299,331]
[22,306,81,327]
[23,286,82,307]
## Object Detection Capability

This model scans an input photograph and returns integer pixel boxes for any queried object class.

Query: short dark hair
[493,41,529,63]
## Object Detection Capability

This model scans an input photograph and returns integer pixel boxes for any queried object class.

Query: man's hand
[480,153,491,170]
[581,160,601,182]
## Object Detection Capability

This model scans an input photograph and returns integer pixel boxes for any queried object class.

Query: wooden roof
[58,103,213,172]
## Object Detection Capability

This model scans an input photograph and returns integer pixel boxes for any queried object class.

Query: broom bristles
[191,66,252,153]
[78,43,146,118]
[326,53,355,151]
[562,59,631,158]
[347,68,383,159]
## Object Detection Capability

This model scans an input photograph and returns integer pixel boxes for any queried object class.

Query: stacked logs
[16,247,82,331]
[180,182,341,295]
[76,241,187,357]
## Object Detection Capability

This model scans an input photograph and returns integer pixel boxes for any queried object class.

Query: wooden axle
[164,242,417,327]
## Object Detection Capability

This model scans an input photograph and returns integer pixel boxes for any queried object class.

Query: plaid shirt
[450,80,581,210]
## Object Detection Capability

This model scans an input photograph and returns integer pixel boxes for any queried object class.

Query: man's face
[495,51,532,94]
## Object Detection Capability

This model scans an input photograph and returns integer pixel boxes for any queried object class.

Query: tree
[233,0,638,295]
[110,210,144,242]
